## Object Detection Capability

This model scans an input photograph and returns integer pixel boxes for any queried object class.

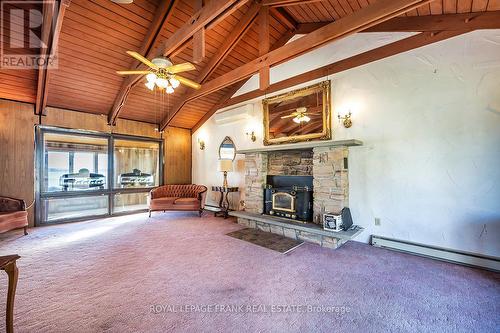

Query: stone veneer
[267,150,313,176]
[244,146,349,225]
[312,146,349,224]
[244,152,268,213]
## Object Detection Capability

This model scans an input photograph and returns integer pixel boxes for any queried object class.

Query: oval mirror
[219,136,236,160]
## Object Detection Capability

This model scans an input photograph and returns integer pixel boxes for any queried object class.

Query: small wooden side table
[211,186,239,219]
[1,255,20,333]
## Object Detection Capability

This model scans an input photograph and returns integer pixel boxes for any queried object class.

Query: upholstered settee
[148,185,207,217]
[0,196,28,235]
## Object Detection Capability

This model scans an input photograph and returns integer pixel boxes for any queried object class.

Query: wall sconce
[338,111,352,128]
[197,138,205,150]
[246,131,256,142]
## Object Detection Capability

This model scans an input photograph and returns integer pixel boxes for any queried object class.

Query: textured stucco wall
[192,30,500,257]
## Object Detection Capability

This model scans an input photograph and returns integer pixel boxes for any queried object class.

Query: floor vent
[371,235,500,272]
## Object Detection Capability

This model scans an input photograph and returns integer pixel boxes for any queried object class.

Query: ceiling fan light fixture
[169,77,180,88]
[145,81,155,91]
[293,114,311,124]
[152,57,172,69]
[156,78,168,89]
[146,73,157,83]
[166,86,174,94]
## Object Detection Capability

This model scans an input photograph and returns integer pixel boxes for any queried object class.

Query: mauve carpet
[0,213,498,333]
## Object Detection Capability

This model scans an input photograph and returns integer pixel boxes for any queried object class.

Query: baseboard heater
[371,235,500,272]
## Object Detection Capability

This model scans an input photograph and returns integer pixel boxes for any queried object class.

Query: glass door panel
[113,192,149,213]
[43,133,108,192]
[42,195,109,222]
[114,139,160,189]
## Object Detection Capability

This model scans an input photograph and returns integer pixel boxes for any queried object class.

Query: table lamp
[217,159,233,187]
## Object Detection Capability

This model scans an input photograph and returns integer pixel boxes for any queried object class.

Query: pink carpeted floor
[0,212,499,333]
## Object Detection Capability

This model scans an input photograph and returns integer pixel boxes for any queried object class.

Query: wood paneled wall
[0,100,37,225]
[164,127,192,185]
[0,99,192,227]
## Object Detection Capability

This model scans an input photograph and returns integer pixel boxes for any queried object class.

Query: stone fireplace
[244,146,349,225]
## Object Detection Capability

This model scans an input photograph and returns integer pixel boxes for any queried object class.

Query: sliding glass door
[36,126,163,225]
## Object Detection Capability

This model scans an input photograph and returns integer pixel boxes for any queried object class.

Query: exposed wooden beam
[295,11,500,34]
[37,0,70,116]
[364,10,500,32]
[262,0,323,7]
[198,2,260,84]
[191,81,247,133]
[220,30,469,110]
[161,0,241,57]
[192,0,206,64]
[108,0,177,124]
[108,0,246,125]
[35,0,56,115]
[259,6,270,90]
[155,0,251,60]
[189,29,297,133]
[171,0,433,104]
[159,2,261,130]
[140,2,175,58]
[269,7,297,30]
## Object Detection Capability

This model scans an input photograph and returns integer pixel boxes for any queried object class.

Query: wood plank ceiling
[0,0,499,129]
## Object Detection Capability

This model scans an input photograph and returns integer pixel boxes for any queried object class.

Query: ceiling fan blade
[116,70,151,75]
[166,62,196,73]
[126,51,158,70]
[280,115,296,119]
[174,75,201,89]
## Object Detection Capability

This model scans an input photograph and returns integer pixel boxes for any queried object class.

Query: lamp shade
[217,159,233,172]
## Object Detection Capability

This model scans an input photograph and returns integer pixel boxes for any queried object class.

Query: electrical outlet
[374,218,381,226]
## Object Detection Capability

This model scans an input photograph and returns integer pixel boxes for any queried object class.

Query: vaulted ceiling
[1,0,499,131]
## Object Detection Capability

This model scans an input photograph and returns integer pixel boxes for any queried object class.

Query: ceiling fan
[281,107,319,124]
[117,51,201,94]
[111,0,133,4]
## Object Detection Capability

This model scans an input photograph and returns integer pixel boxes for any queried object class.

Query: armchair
[0,196,28,235]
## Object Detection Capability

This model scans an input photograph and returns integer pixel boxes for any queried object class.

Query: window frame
[35,126,164,225]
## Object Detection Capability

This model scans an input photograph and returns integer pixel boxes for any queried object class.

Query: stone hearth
[230,211,364,249]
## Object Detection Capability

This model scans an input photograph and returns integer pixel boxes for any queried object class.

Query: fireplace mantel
[236,139,363,154]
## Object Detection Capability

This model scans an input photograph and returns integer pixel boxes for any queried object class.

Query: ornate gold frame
[263,80,331,146]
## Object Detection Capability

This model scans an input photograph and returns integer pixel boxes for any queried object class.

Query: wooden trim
[173,0,433,105]
[219,30,469,110]
[159,2,261,130]
[36,0,70,116]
